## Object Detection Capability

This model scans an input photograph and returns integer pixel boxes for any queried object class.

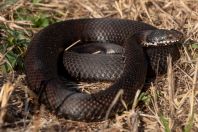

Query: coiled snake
[24,18,183,122]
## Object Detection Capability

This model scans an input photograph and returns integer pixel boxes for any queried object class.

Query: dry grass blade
[64,40,81,51]
[167,56,175,129]
[0,82,14,124]
[128,89,141,132]
[104,89,124,122]
[185,59,198,131]
[149,85,164,129]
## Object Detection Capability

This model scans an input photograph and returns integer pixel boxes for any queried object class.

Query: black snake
[24,18,183,122]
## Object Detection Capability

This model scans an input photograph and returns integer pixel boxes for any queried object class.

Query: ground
[0,0,198,131]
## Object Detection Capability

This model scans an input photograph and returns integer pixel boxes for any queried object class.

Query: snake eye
[168,34,174,40]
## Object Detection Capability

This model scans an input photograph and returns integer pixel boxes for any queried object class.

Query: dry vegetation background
[0,0,198,131]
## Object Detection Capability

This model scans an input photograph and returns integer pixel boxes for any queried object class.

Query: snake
[24,18,183,122]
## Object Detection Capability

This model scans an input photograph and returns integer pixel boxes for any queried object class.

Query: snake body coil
[25,18,182,121]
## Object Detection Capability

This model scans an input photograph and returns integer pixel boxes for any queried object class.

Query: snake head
[139,29,184,47]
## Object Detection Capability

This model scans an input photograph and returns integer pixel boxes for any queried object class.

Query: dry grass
[0,0,198,131]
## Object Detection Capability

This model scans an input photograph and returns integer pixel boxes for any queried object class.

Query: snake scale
[24,18,183,122]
